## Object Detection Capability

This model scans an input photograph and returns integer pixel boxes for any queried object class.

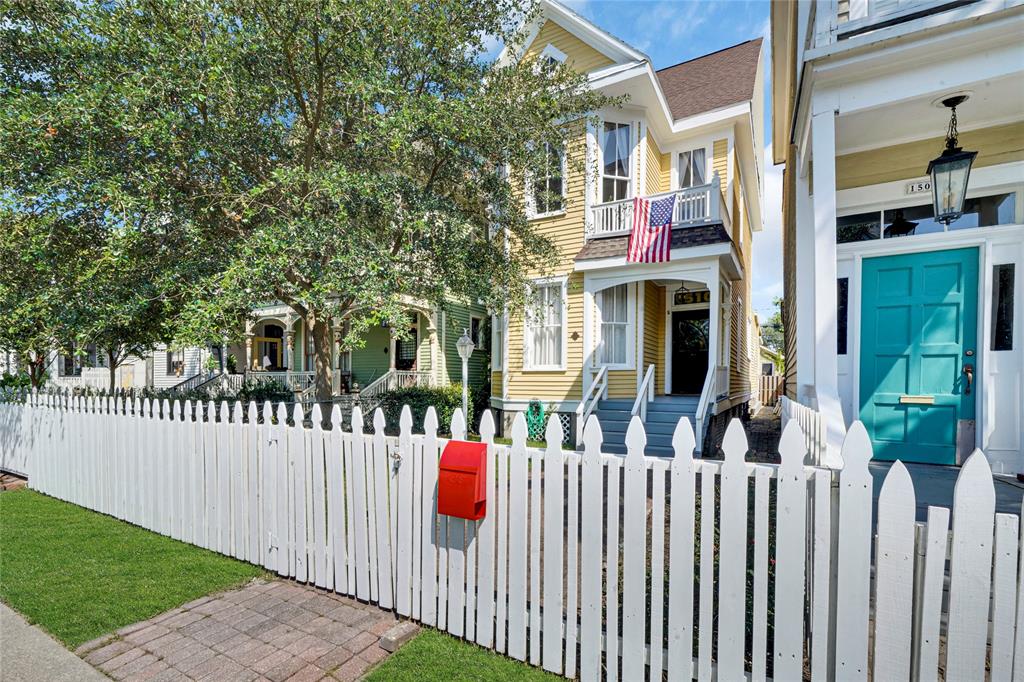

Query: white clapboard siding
[6,392,1022,682]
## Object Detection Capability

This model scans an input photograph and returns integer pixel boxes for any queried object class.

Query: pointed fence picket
[4,390,1023,682]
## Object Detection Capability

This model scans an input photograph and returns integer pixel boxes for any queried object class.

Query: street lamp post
[456,329,475,428]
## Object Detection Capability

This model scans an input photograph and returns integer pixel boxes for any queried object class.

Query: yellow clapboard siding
[837,121,1024,190]
[491,371,503,398]
[643,282,665,395]
[659,152,672,193]
[713,138,729,184]
[646,135,668,194]
[523,20,615,73]
[607,370,637,399]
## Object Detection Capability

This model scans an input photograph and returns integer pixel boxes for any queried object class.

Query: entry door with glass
[670,309,710,395]
[859,247,979,464]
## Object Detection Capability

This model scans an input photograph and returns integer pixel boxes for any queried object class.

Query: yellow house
[490,0,765,455]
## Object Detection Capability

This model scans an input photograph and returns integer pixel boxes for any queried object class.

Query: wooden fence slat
[752,466,770,682]
[310,405,329,589]
[649,460,666,680]
[717,420,749,681]
[579,416,603,680]
[396,406,415,617]
[621,418,647,682]
[476,412,497,649]
[274,403,290,577]
[350,408,370,600]
[810,468,833,682]
[565,450,580,679]
[447,409,467,637]
[542,417,566,675]
[914,506,950,682]
[872,460,916,681]
[529,425,543,666]
[697,460,715,682]
[991,513,1019,681]
[421,408,440,626]
[343,410,358,596]
[372,409,393,608]
[1013,499,1024,682]
[946,450,996,681]
[667,418,696,682]
[326,405,345,594]
[834,421,873,679]
[232,402,246,560]
[774,420,808,682]
[495,420,510,654]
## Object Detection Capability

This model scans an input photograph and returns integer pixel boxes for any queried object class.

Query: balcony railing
[585,175,722,240]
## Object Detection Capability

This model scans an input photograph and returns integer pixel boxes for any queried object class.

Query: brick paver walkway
[76,579,405,681]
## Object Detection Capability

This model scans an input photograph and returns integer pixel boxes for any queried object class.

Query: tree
[2,0,615,401]
[761,296,784,356]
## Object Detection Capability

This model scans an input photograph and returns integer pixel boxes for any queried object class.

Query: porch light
[926,95,977,225]
[456,329,475,425]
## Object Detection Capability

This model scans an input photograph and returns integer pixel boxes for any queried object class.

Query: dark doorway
[671,308,710,395]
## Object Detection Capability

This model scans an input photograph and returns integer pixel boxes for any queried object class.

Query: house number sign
[674,289,711,306]
[905,179,932,195]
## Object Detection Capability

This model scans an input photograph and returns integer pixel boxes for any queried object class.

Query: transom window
[598,284,629,366]
[678,148,706,189]
[532,142,564,216]
[601,122,631,202]
[525,281,564,369]
[837,192,1017,244]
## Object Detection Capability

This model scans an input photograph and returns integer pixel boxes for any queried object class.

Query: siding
[351,325,391,388]
[152,345,204,389]
[659,152,672,193]
[441,304,489,388]
[837,121,1024,190]
[606,370,637,399]
[491,371,503,399]
[782,145,798,399]
[645,134,668,194]
[643,282,666,396]
[522,20,615,73]
[713,138,729,184]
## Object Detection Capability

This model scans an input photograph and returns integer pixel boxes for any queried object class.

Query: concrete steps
[594,395,699,457]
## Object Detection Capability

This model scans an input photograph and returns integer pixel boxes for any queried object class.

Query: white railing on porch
[574,366,607,447]
[360,369,432,398]
[49,374,110,391]
[585,174,721,240]
[630,364,655,422]
[252,371,315,393]
[3,393,1021,682]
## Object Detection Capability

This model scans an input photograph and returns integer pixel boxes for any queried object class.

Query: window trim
[528,142,567,220]
[469,315,485,348]
[491,313,505,371]
[598,119,633,203]
[539,43,567,65]
[523,276,568,372]
[674,146,709,190]
[596,283,636,370]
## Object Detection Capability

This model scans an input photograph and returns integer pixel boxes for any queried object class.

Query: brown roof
[655,39,762,121]
[575,223,731,261]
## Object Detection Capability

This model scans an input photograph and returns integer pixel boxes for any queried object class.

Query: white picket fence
[2,393,1023,681]
[780,395,827,466]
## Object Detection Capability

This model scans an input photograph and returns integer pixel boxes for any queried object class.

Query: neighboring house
[491,0,765,454]
[770,1,1024,470]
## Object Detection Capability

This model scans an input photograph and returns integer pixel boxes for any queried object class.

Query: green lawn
[0,489,265,647]
[365,629,563,681]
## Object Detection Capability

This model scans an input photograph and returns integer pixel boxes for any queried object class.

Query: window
[837,278,849,355]
[539,43,567,66]
[492,314,504,371]
[838,192,1016,243]
[470,316,484,348]
[531,143,564,216]
[305,330,315,371]
[61,343,80,377]
[678,148,707,189]
[598,284,630,366]
[992,264,1015,351]
[525,281,564,369]
[601,122,631,202]
[166,349,184,376]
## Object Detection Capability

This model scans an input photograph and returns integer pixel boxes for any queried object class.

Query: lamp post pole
[456,329,476,429]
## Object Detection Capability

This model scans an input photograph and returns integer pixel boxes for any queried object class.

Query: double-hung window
[491,314,504,371]
[531,143,564,216]
[525,281,564,369]
[598,284,630,366]
[601,122,631,202]
[678,148,706,188]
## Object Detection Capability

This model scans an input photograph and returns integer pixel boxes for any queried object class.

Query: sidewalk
[0,602,107,682]
[75,579,408,681]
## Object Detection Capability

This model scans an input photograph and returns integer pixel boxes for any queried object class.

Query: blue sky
[552,0,783,320]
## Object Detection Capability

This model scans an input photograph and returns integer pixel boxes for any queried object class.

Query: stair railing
[630,364,656,422]
[575,365,608,447]
[694,364,719,456]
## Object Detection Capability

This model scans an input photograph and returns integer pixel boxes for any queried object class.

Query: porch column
[794,168,816,400]
[388,329,397,371]
[810,102,847,464]
[284,330,294,371]
[244,333,255,373]
[708,265,721,383]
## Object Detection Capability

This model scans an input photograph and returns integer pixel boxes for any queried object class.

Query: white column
[810,103,847,464]
[794,169,816,401]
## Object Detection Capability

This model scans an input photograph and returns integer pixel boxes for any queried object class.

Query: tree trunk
[310,313,335,404]
[107,349,118,394]
[26,351,46,389]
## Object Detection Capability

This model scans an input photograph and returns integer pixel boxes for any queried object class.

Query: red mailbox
[438,440,487,520]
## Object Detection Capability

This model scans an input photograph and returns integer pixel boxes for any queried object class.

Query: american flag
[626,194,676,263]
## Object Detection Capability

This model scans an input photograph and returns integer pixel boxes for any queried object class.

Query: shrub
[376,384,467,436]
[0,373,32,390]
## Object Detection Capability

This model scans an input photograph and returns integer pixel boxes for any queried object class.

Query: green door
[859,247,978,464]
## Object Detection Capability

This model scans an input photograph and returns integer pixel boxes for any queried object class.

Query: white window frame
[491,313,505,371]
[528,142,567,220]
[598,119,633,203]
[523,276,568,371]
[539,43,567,65]
[596,283,636,370]
[673,145,710,190]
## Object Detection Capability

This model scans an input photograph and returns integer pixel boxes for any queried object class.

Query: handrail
[575,365,608,446]
[586,175,721,240]
[169,372,208,394]
[630,364,656,422]
[359,370,395,398]
[694,364,718,456]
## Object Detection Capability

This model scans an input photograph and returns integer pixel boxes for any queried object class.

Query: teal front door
[859,248,978,464]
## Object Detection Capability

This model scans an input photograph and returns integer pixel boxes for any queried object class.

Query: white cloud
[752,143,783,320]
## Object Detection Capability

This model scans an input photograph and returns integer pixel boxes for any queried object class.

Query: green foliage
[138,377,292,405]
[761,297,784,356]
[0,372,32,390]
[0,489,264,647]
[377,384,468,436]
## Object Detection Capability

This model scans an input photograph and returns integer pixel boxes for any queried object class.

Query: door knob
[963,364,974,395]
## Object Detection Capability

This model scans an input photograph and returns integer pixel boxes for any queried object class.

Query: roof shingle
[655,39,762,121]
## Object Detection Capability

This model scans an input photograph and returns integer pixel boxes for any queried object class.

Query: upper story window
[524,279,565,370]
[539,43,567,67]
[678,148,707,189]
[601,122,631,202]
[838,192,1017,244]
[531,143,564,216]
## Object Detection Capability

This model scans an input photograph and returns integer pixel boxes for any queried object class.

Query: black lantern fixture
[926,95,977,225]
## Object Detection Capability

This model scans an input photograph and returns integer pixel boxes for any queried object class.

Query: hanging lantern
[926,95,977,226]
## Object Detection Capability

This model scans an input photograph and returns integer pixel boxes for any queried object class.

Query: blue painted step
[593,396,699,457]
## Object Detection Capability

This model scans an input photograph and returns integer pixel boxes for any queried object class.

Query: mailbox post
[456,329,475,423]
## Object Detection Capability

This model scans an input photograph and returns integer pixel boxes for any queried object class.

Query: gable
[522,20,615,74]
